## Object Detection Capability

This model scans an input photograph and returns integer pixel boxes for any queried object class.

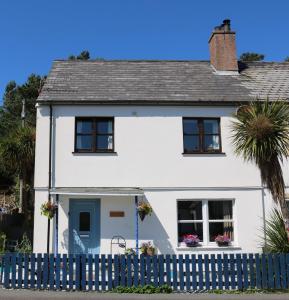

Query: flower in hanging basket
[40,201,57,219]
[183,234,200,247]
[140,241,156,256]
[215,234,231,247]
[137,201,152,221]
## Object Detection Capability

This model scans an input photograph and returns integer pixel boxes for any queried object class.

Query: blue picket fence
[1,253,289,291]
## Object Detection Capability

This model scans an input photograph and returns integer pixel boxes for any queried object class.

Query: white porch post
[135,196,139,255]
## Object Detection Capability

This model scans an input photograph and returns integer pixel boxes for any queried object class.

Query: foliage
[0,74,44,216]
[137,201,152,215]
[0,74,45,136]
[15,233,32,253]
[112,284,172,294]
[40,201,57,219]
[68,50,90,60]
[240,52,265,62]
[285,57,289,62]
[124,248,136,255]
[140,241,156,255]
[262,209,289,253]
[0,232,6,254]
[231,100,289,213]
[0,126,35,176]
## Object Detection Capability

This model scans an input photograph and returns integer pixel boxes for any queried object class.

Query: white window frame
[177,199,235,247]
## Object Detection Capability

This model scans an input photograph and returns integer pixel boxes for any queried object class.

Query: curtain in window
[223,202,233,239]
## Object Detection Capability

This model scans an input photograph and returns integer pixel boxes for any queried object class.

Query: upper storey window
[183,118,221,153]
[75,117,114,152]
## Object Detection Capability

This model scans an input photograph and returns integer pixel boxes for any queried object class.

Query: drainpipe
[261,185,267,251]
[47,104,53,254]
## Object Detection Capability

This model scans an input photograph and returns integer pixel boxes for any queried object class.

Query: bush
[0,232,6,254]
[15,233,32,253]
[112,284,172,294]
[262,209,289,253]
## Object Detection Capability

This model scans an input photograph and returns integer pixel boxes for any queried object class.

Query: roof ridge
[53,59,211,63]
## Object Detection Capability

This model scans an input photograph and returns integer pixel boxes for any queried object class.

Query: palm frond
[262,209,289,253]
[231,100,289,205]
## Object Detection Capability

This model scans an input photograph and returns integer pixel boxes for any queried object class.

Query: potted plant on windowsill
[40,201,58,219]
[215,234,231,247]
[137,201,153,221]
[140,242,156,256]
[183,234,200,247]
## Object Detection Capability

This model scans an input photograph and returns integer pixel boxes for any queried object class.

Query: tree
[285,57,289,62]
[0,74,45,136]
[231,100,289,237]
[0,126,35,213]
[240,52,265,62]
[0,74,45,214]
[68,50,90,60]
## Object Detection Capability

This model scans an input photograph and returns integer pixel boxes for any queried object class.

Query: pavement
[1,289,289,300]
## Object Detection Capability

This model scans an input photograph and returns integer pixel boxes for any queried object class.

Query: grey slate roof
[37,60,289,104]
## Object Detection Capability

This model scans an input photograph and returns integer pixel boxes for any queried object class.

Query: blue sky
[1,0,289,103]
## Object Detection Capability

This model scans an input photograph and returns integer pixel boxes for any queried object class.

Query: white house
[33,20,289,255]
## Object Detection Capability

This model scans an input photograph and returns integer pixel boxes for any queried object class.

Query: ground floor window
[177,199,234,246]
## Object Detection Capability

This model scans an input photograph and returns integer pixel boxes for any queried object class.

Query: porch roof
[50,187,144,197]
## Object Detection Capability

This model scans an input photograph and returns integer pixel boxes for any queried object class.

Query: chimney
[209,19,238,74]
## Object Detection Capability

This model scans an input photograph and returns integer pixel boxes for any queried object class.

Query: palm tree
[231,100,289,236]
[0,125,35,213]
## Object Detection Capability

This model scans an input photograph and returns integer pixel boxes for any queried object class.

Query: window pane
[183,119,199,134]
[79,212,90,231]
[76,135,92,150]
[178,223,203,242]
[209,201,232,220]
[97,120,113,134]
[209,222,234,241]
[204,135,220,151]
[178,201,202,220]
[184,136,199,152]
[77,120,93,134]
[96,135,113,150]
[204,120,219,134]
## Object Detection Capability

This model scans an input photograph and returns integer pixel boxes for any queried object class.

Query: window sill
[182,152,226,156]
[176,245,241,251]
[72,151,117,155]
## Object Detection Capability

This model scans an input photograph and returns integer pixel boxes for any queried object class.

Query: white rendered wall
[33,104,289,254]
[34,105,263,189]
[51,189,264,255]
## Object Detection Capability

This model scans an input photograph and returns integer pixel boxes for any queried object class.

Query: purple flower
[183,234,200,245]
[215,235,231,243]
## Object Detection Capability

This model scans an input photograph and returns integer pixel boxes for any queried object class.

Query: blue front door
[69,199,100,254]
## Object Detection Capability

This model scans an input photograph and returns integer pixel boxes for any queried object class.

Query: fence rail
[1,253,289,291]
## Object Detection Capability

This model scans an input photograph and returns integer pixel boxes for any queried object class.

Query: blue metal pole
[53,194,59,255]
[135,196,139,255]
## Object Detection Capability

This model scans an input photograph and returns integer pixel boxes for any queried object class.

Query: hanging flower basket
[215,235,231,247]
[137,201,152,221]
[40,201,57,219]
[140,242,156,256]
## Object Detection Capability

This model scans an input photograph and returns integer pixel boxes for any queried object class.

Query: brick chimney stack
[209,19,238,73]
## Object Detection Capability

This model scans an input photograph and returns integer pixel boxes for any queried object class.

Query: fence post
[4,253,10,288]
